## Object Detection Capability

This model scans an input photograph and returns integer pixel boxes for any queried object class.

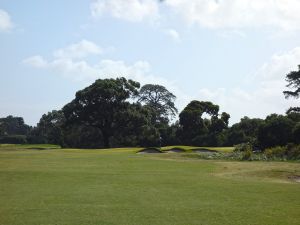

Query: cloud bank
[90,0,300,31]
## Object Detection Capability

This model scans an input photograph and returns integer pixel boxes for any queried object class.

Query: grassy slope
[0,146,299,225]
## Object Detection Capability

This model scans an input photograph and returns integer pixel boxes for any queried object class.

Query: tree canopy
[138,84,177,125]
[63,77,140,148]
[283,65,300,99]
[1,73,299,151]
[178,100,229,146]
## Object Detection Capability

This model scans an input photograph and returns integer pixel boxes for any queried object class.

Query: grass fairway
[0,146,299,225]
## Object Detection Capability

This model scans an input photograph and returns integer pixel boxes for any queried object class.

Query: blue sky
[0,0,300,125]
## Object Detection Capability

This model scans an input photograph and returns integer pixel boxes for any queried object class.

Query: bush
[242,149,253,160]
[286,143,300,160]
[234,143,253,152]
[265,146,286,159]
[0,135,27,144]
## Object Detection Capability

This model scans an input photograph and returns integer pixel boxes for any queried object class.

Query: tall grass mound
[137,147,163,154]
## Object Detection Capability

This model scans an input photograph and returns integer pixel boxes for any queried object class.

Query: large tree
[283,65,300,113]
[138,84,178,125]
[284,65,300,99]
[178,100,229,145]
[62,77,140,148]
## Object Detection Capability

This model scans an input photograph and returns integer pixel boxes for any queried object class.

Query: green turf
[0,146,299,225]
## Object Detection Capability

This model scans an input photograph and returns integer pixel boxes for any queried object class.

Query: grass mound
[191,148,218,153]
[137,147,163,154]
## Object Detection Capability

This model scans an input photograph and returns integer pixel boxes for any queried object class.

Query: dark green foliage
[226,117,264,146]
[292,123,300,144]
[63,124,104,148]
[258,114,294,149]
[283,65,300,99]
[138,84,177,126]
[2,73,300,152]
[0,115,31,136]
[28,110,65,146]
[138,125,161,147]
[0,135,27,144]
[110,103,159,147]
[63,77,140,148]
[158,122,180,146]
[0,116,31,144]
[178,100,229,146]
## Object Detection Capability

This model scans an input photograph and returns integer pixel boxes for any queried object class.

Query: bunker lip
[137,148,163,154]
[191,148,218,153]
[165,148,185,153]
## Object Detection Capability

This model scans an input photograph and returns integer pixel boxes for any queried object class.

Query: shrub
[265,146,286,159]
[234,143,253,152]
[242,149,253,161]
[286,143,300,160]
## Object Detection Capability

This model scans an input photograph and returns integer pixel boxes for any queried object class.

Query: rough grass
[0,145,299,225]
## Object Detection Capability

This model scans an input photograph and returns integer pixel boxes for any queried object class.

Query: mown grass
[0,145,299,225]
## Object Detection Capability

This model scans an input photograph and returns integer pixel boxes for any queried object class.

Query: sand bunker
[137,148,163,154]
[165,148,185,153]
[288,175,300,183]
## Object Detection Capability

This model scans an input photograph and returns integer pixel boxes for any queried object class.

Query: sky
[0,0,300,126]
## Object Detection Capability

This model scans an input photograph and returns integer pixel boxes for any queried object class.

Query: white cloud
[164,28,181,42]
[23,54,171,84]
[91,0,159,22]
[0,9,13,32]
[22,39,170,85]
[193,47,300,123]
[89,0,300,35]
[165,0,300,31]
[53,40,103,59]
[22,55,48,68]
[255,47,300,81]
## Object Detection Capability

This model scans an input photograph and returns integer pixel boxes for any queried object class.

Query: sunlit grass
[0,145,299,225]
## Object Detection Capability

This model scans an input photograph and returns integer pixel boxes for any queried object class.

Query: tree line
[1,66,299,151]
